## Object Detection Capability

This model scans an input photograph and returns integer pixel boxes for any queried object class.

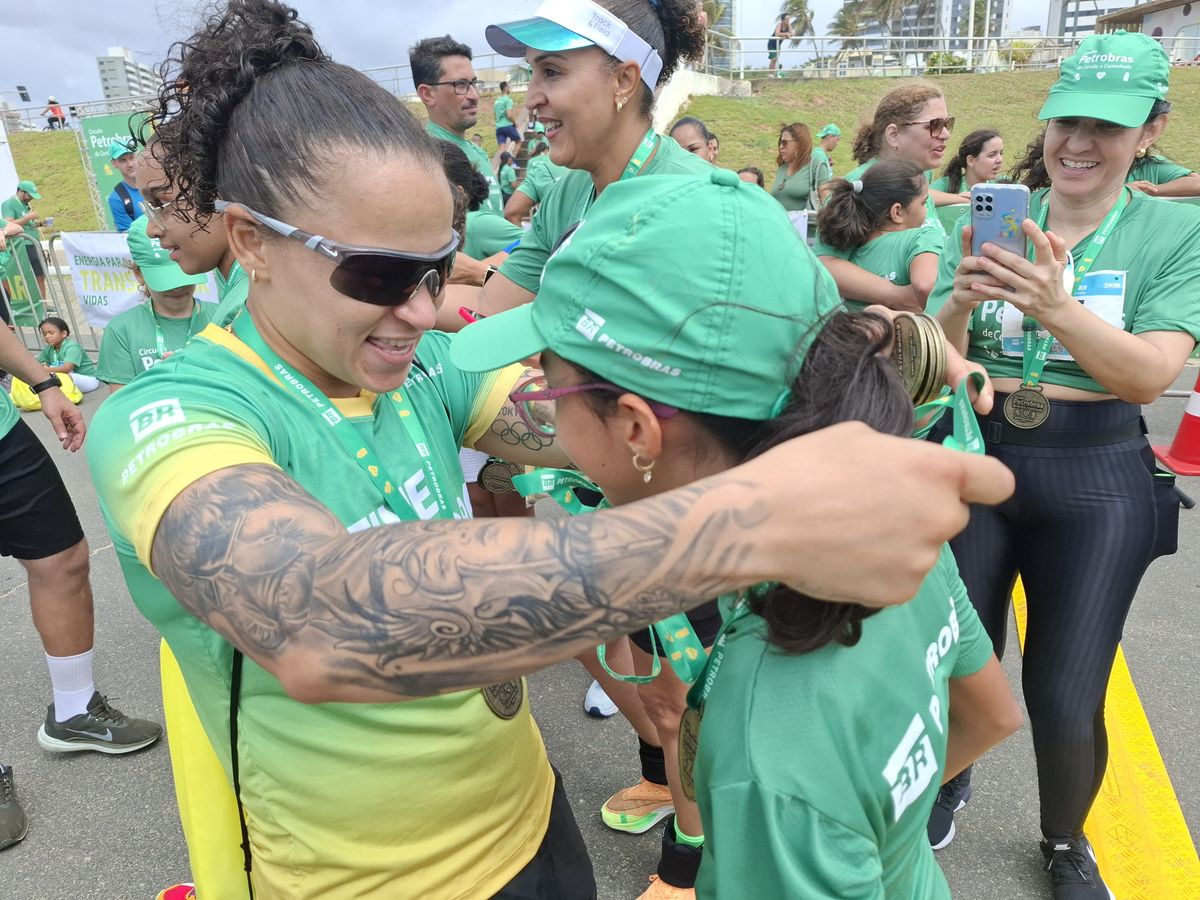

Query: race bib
[1000,270,1127,362]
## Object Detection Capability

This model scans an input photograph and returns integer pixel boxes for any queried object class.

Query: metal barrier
[45,234,104,355]
[1,233,103,357]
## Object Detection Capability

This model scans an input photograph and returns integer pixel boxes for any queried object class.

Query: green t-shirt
[37,337,97,377]
[1127,155,1193,185]
[464,208,524,259]
[517,155,570,204]
[0,387,18,440]
[770,161,831,212]
[1,195,39,242]
[97,300,215,385]
[500,163,518,194]
[494,94,514,128]
[929,174,955,193]
[426,121,503,214]
[696,546,993,900]
[813,227,946,312]
[846,159,946,238]
[500,135,712,294]
[928,189,1200,392]
[811,146,834,181]
[85,320,553,897]
[209,260,251,328]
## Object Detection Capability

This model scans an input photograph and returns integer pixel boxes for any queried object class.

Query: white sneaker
[584,680,618,718]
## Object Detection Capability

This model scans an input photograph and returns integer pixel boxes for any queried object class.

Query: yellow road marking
[1012,581,1200,898]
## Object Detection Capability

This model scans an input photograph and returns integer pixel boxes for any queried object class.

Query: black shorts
[628,599,723,656]
[0,420,84,559]
[492,767,596,899]
[24,243,45,278]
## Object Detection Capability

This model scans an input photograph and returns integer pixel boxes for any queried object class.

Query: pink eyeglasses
[509,375,680,437]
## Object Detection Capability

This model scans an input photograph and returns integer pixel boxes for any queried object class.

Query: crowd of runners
[1,1,1197,899]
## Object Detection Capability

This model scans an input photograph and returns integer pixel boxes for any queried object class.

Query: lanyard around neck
[1018,189,1128,388]
[684,591,758,713]
[150,299,201,359]
[620,128,660,181]
[231,313,451,522]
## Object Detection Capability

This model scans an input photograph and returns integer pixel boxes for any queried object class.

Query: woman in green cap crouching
[451,169,1023,899]
[929,30,1200,898]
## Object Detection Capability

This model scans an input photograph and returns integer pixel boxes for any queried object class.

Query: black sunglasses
[900,116,956,137]
[215,201,458,307]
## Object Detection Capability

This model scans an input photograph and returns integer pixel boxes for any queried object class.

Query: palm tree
[830,1,869,52]
[702,0,733,73]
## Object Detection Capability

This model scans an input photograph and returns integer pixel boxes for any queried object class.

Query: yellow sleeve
[463,363,525,449]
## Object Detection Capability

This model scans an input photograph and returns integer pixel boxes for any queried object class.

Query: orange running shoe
[155,884,196,900]
[600,777,674,834]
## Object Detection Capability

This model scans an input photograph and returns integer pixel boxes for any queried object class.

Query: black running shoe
[0,764,28,851]
[1040,835,1115,899]
[37,692,162,754]
[927,769,972,850]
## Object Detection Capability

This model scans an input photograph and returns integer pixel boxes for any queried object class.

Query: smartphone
[970,183,1030,258]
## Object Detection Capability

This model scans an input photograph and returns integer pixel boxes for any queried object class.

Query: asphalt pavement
[0,367,1197,899]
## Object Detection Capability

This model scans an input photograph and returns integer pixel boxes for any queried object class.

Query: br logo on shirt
[882,713,939,823]
[129,399,186,443]
[575,309,605,341]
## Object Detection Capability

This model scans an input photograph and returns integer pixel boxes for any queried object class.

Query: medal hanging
[1002,189,1128,429]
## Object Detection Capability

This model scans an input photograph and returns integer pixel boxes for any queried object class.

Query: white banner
[60,231,219,329]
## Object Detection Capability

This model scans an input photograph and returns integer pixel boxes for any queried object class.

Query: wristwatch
[30,376,61,395]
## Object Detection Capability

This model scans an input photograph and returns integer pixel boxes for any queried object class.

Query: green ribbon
[512,466,709,685]
[912,371,987,454]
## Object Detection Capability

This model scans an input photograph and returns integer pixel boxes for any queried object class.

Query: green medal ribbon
[620,128,660,182]
[911,371,987,454]
[512,466,709,686]
[1017,189,1129,389]
[230,313,451,521]
[151,299,202,361]
[683,590,760,713]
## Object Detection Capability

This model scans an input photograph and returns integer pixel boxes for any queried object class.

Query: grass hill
[684,68,1200,181]
[10,68,1200,231]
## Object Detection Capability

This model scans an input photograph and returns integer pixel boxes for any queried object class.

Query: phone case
[970,183,1031,258]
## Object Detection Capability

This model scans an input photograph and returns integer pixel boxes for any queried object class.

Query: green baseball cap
[126,217,207,293]
[816,124,842,138]
[1039,30,1170,128]
[534,121,547,133]
[450,170,842,419]
[17,180,40,200]
[109,138,136,160]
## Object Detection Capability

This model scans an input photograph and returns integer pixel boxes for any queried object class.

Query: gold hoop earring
[632,453,655,484]
[251,268,259,284]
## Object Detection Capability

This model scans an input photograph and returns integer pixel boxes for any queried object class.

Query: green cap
[450,171,842,419]
[1039,30,1169,128]
[109,138,136,160]
[126,217,207,293]
[534,121,547,133]
[816,124,841,138]
[17,180,40,200]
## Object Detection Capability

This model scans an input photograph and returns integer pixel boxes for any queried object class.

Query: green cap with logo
[126,217,207,293]
[450,170,843,419]
[534,121,547,134]
[1039,30,1170,128]
[816,124,841,138]
[109,137,136,161]
[17,180,41,200]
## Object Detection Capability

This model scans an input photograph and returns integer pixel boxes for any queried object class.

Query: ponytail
[939,128,1000,194]
[145,0,442,218]
[816,159,925,252]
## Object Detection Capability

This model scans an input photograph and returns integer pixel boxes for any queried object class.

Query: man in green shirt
[494,80,521,146]
[2,180,49,297]
[410,35,504,214]
[99,217,213,391]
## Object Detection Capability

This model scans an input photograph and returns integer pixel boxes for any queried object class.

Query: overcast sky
[1,0,1051,106]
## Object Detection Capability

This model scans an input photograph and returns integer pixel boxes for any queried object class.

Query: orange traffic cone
[1155,370,1200,476]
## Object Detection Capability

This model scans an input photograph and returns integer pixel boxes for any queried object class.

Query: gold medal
[892,313,947,405]
[678,706,702,801]
[481,679,524,719]
[1003,387,1051,429]
[478,458,523,494]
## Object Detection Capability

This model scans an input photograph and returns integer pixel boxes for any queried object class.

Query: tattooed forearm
[152,464,765,702]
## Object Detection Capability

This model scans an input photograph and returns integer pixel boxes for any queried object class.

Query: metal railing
[1,233,102,355]
[699,33,1200,81]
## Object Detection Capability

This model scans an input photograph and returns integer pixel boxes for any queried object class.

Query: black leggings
[938,397,1158,838]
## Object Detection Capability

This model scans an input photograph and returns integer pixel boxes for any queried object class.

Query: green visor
[486,16,596,57]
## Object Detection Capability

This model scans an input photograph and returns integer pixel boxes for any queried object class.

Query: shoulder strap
[114,182,136,218]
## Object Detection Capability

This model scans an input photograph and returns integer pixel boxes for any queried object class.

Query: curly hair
[595,0,706,117]
[143,0,444,220]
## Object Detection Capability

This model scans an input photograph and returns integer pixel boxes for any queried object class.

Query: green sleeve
[1133,157,1193,184]
[1128,208,1200,341]
[1,197,18,221]
[811,235,850,260]
[63,340,98,377]
[498,184,559,292]
[925,218,966,316]
[908,227,947,268]
[463,209,525,259]
[699,781,884,900]
[35,345,52,365]
[943,551,993,678]
[97,317,141,385]
[415,330,507,447]
[929,175,954,193]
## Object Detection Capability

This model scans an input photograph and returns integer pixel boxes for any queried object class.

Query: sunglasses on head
[214,200,458,307]
[900,117,955,137]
